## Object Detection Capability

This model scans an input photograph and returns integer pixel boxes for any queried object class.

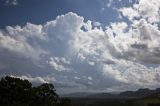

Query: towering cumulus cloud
[0,0,160,93]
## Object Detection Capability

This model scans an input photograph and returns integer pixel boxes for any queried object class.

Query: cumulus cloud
[0,23,46,60]
[1,8,160,93]
[47,57,70,72]
[115,0,160,64]
[119,7,139,20]
[119,0,160,23]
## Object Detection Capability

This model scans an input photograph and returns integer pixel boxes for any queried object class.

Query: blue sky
[0,0,122,28]
[0,0,160,94]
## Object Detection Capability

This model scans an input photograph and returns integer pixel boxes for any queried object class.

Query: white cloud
[138,0,160,23]
[102,64,126,82]
[93,21,101,27]
[47,57,70,72]
[106,0,113,7]
[88,76,93,80]
[119,7,139,21]
[11,75,56,84]
[74,76,80,80]
[5,0,18,6]
[119,0,160,23]
[1,11,160,93]
[0,25,47,60]
[102,59,160,88]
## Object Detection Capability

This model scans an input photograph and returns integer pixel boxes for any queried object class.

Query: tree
[31,83,59,105]
[0,76,71,106]
[0,76,32,105]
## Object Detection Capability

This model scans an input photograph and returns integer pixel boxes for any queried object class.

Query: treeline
[0,76,71,106]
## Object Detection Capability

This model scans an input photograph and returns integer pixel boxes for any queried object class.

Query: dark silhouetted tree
[31,83,59,105]
[0,76,71,106]
[0,76,32,105]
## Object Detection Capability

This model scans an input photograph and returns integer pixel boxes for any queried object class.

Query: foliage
[0,76,71,106]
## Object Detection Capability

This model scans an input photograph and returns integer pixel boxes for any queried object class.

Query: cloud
[115,0,160,64]
[119,0,160,23]
[119,7,139,21]
[47,57,70,72]
[1,23,45,56]
[88,76,93,80]
[93,21,101,27]
[0,10,160,93]
[10,75,56,84]
[4,0,18,6]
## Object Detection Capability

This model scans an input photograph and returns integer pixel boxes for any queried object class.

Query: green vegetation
[70,98,160,106]
[0,76,71,106]
[70,97,160,106]
[133,98,160,106]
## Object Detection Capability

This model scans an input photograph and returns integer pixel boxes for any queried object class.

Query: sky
[0,0,160,94]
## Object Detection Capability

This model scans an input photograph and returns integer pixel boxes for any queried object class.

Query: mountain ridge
[62,88,160,99]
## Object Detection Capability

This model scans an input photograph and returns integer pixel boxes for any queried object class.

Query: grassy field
[133,98,160,106]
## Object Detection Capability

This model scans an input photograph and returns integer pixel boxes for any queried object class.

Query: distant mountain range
[62,88,160,99]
